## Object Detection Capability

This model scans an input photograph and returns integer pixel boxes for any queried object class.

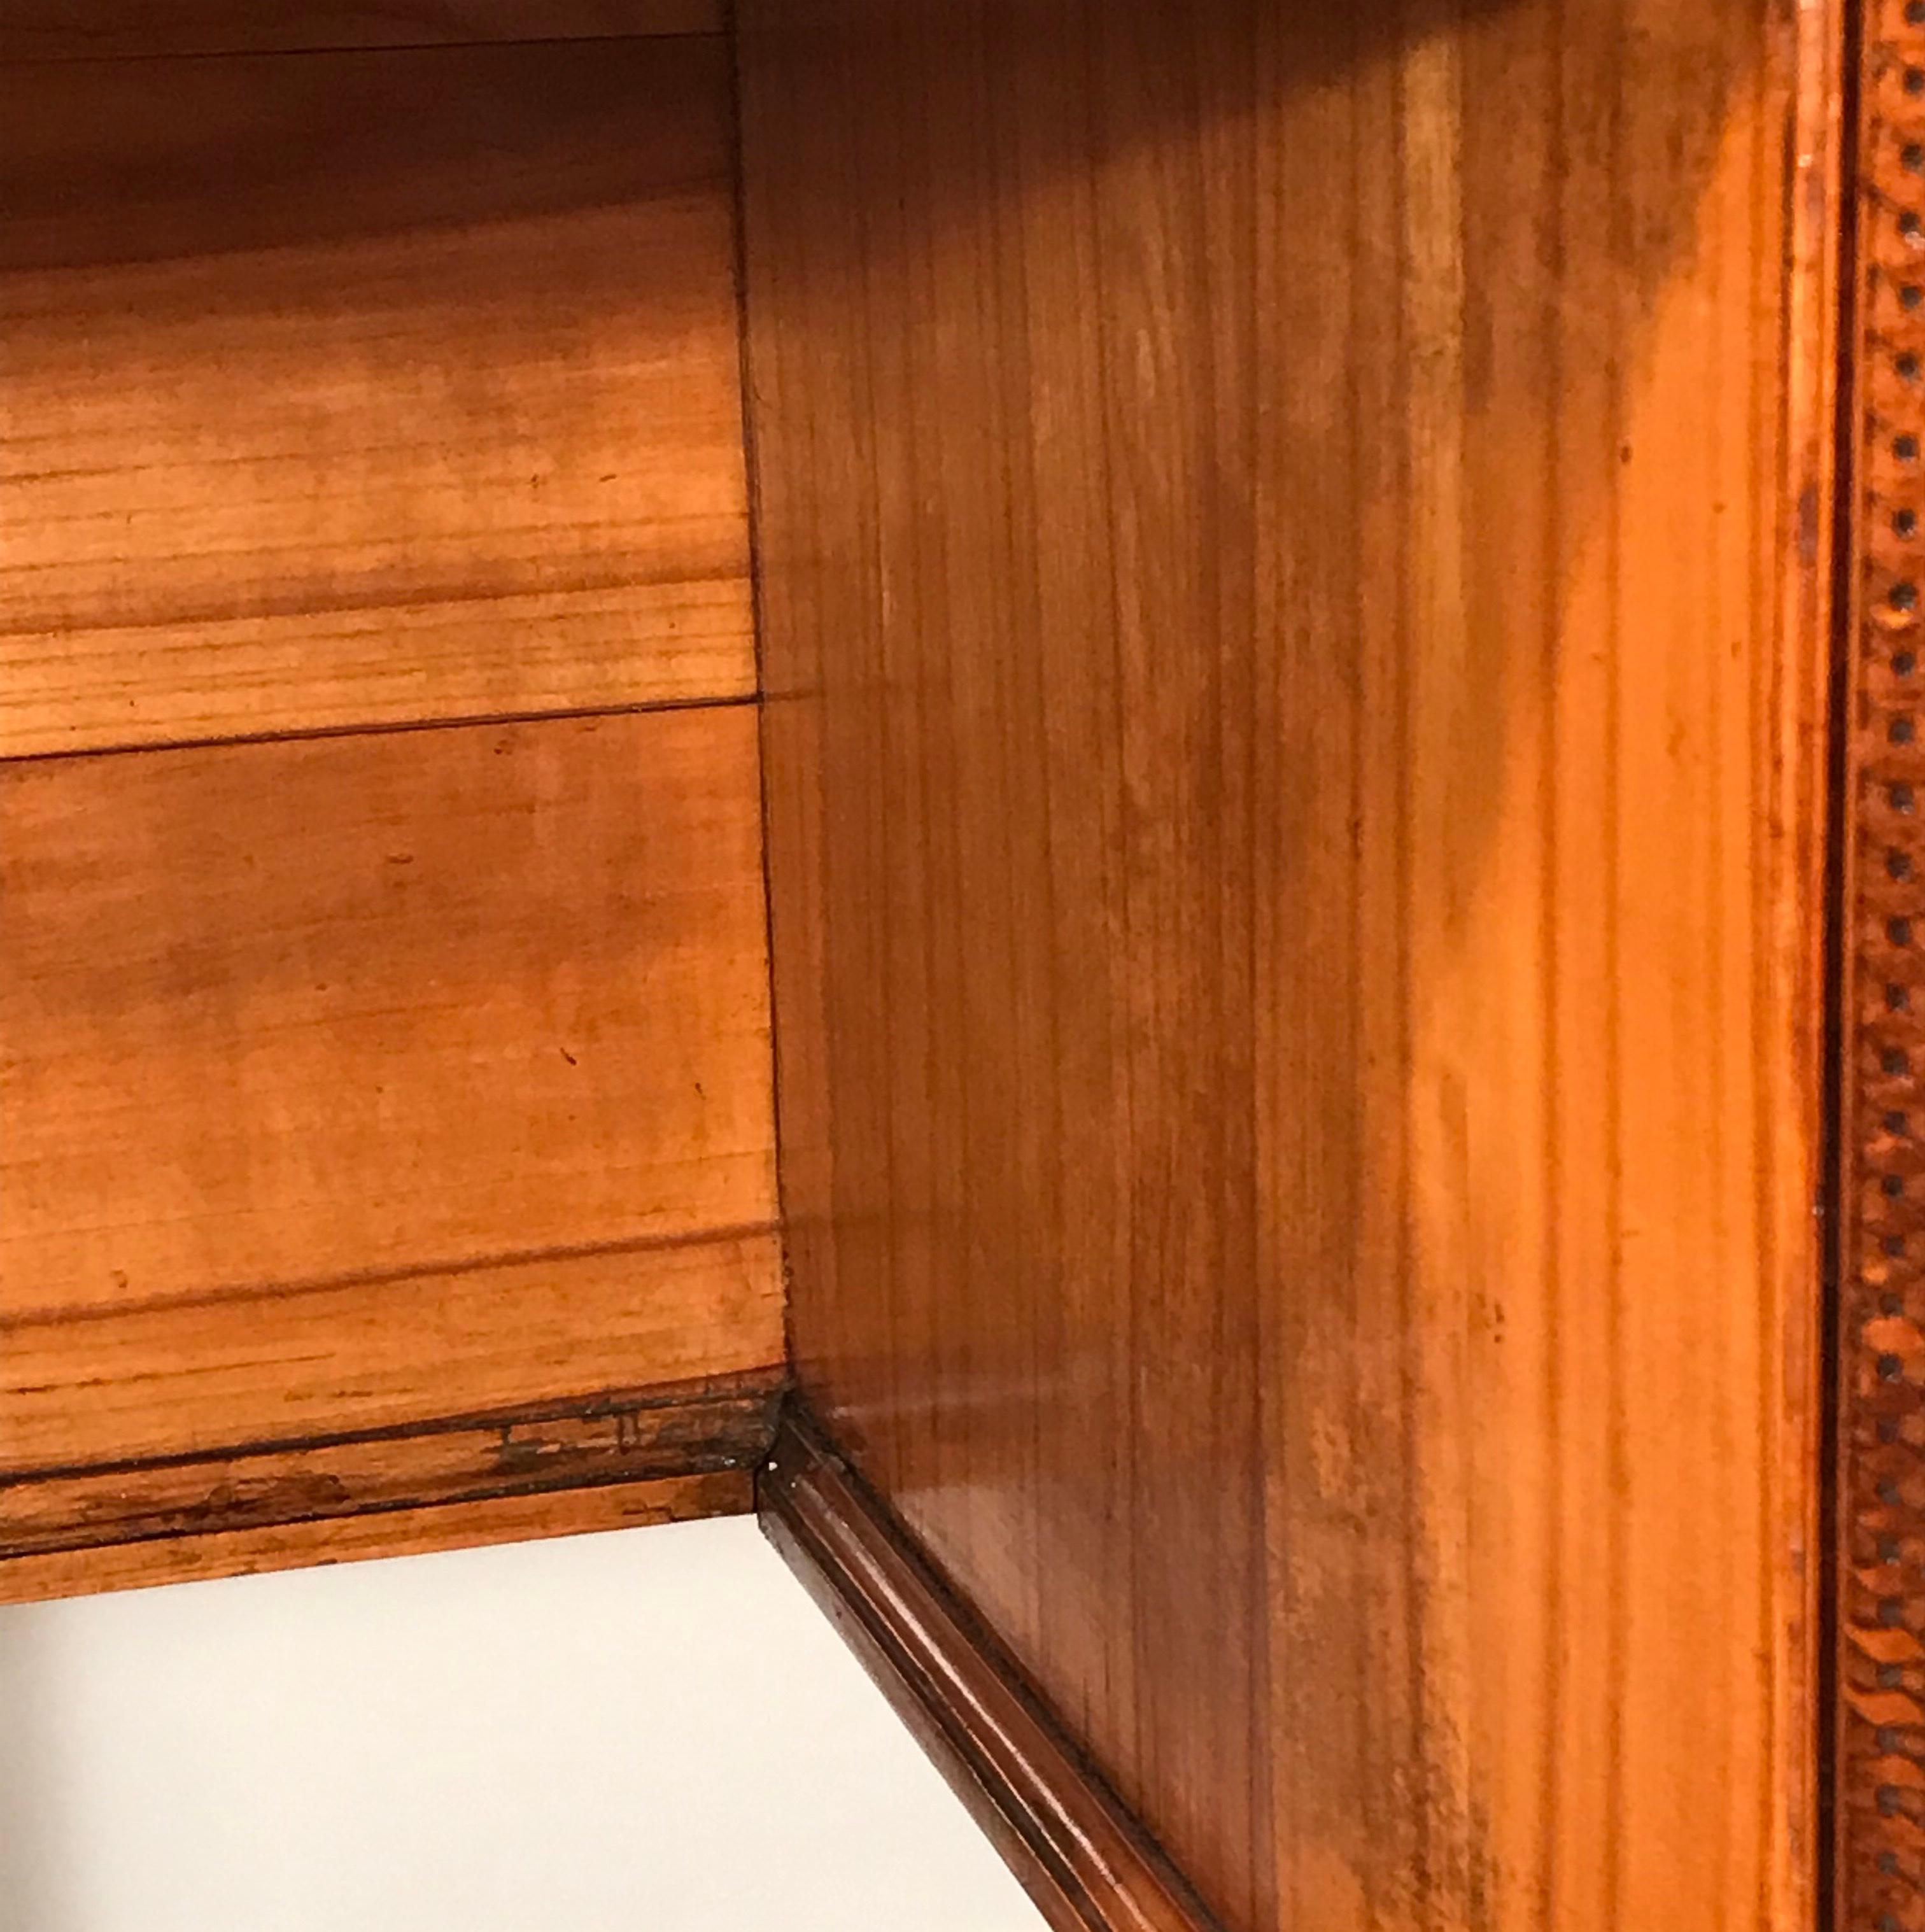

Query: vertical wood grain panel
[739,3,1835,1927]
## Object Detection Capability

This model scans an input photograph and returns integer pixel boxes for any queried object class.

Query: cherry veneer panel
[0,1,721,59]
[0,35,749,756]
[0,709,775,1321]
[739,3,1835,1928]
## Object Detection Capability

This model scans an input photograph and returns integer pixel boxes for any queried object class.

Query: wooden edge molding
[757,1410,1223,1932]
[0,1367,784,1594]
[0,1470,751,1607]
[1837,5,1925,1931]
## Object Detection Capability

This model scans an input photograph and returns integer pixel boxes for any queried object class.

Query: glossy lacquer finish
[738,4,1838,1928]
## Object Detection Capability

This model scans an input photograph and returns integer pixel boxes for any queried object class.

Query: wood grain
[0,0,723,60]
[0,36,749,756]
[1,1231,782,1472]
[738,4,1836,1929]
[0,1468,750,1605]
[760,1412,1221,1932]
[0,708,774,1319]
[3,1369,779,1560]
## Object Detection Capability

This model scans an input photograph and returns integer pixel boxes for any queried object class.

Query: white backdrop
[0,1516,1043,1932]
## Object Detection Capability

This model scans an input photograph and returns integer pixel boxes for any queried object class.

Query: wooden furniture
[0,17,782,1595]
[0,3,1901,1928]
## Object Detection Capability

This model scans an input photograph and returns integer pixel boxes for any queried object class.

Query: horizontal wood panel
[0,1469,751,1605]
[0,708,775,1320]
[1,1232,783,1471]
[1,1369,782,1555]
[0,36,749,756]
[0,1,723,60]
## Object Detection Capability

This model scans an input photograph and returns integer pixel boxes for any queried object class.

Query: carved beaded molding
[1842,5,1925,1927]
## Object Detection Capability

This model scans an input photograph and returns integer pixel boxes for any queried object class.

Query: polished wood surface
[0,0,721,59]
[0,22,777,1586]
[1835,3,1925,1927]
[1,1231,782,1470]
[761,1411,1219,1932]
[1,705,780,1544]
[0,1468,750,1606]
[0,34,748,756]
[1,709,773,1318]
[3,1368,778,1562]
[740,4,1835,1928]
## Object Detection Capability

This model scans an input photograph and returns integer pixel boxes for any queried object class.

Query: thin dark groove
[891,0,926,1546]
[0,690,761,772]
[1819,4,1866,1929]
[723,0,798,1373]
[0,1367,786,1489]
[0,1460,751,1568]
[0,27,724,70]
[0,1219,781,1332]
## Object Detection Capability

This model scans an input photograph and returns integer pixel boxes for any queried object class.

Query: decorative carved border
[1839,5,1925,1926]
